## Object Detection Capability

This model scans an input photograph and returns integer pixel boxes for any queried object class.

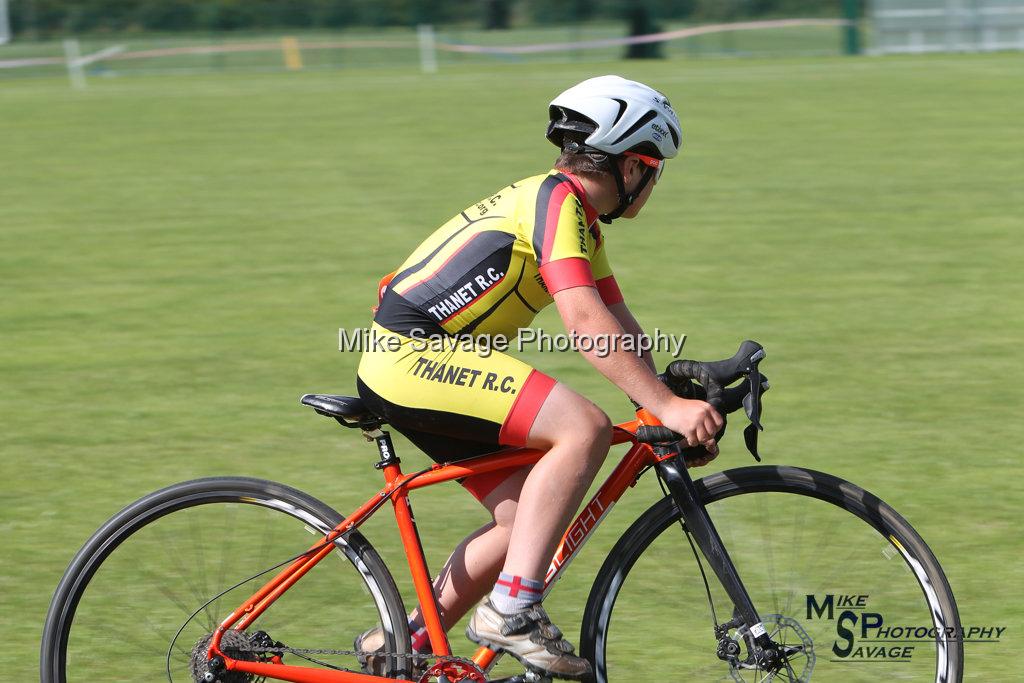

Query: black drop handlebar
[635,340,769,461]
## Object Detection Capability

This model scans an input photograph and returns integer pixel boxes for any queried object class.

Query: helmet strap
[599,161,656,224]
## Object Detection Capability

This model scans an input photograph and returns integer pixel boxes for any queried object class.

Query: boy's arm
[551,286,721,448]
[607,302,656,373]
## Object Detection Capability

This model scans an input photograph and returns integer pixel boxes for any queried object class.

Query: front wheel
[41,477,411,682]
[581,466,962,682]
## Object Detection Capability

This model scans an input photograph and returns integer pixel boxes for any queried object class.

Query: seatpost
[365,427,401,472]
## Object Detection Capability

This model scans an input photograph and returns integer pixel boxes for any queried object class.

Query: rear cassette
[189,630,261,683]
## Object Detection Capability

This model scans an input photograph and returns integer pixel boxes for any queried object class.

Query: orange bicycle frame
[207,409,672,682]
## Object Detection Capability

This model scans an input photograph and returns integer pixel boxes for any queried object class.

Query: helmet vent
[668,124,680,149]
[611,98,628,126]
[610,110,657,147]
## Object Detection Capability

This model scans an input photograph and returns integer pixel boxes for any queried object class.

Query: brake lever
[741,368,769,461]
[744,369,766,430]
[743,424,762,462]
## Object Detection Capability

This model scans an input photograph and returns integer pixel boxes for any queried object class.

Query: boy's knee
[564,403,612,451]
[491,501,518,531]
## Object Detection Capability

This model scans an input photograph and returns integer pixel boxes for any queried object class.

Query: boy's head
[547,75,681,223]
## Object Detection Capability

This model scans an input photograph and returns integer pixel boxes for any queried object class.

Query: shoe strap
[499,605,576,656]
[499,605,548,636]
[529,631,575,654]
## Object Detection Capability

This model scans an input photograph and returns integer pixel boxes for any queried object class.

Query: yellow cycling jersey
[374,169,623,339]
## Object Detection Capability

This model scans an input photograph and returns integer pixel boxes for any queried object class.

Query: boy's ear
[622,156,640,182]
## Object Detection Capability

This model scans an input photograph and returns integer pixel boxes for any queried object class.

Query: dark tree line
[9,1,849,37]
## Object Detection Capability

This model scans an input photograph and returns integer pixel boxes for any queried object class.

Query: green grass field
[2,53,1022,681]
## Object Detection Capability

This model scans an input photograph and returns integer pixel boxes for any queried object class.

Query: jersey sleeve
[531,180,598,295]
[590,239,624,306]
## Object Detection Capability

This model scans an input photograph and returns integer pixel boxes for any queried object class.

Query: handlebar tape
[667,340,765,408]
[635,425,683,445]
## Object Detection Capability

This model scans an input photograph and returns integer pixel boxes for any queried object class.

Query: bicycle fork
[654,451,781,669]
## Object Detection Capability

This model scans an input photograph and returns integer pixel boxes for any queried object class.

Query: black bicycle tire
[579,465,963,683]
[40,476,411,683]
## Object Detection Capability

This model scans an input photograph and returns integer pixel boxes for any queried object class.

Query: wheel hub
[727,615,815,682]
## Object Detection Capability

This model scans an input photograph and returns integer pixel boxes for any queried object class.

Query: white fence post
[0,0,11,45]
[417,24,438,74]
[63,38,86,89]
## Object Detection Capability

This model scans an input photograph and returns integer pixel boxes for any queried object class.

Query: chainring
[417,656,487,683]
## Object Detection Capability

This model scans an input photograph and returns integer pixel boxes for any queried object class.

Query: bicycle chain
[230,642,476,670]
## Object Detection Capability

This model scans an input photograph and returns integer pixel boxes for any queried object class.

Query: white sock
[488,572,543,614]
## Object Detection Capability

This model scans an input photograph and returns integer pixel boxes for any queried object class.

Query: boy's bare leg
[460,383,610,679]
[503,383,611,580]
[408,383,611,639]
[407,467,531,631]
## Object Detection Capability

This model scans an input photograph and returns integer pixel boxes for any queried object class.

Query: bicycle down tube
[207,412,764,682]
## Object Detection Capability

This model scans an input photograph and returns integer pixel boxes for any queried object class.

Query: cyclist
[354,75,722,680]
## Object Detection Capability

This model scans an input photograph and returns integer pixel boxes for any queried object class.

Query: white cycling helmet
[547,75,682,222]
[547,75,681,160]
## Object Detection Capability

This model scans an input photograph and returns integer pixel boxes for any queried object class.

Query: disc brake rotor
[728,614,815,683]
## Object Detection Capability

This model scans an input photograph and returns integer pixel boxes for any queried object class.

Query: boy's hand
[655,396,724,449]
[685,442,719,468]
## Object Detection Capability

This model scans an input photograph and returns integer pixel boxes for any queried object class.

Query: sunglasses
[623,151,665,182]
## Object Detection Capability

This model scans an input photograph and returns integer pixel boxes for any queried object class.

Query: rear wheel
[581,466,962,682]
[41,477,411,682]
